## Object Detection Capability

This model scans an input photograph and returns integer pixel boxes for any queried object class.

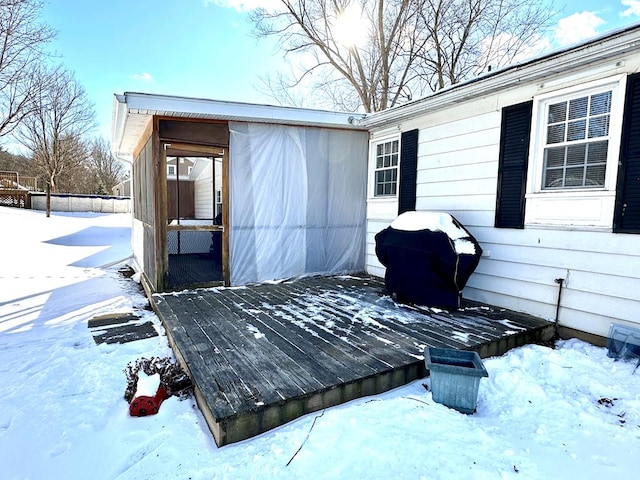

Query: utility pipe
[554,278,565,336]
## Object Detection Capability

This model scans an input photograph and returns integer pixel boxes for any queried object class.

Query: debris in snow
[129,372,167,417]
[124,356,193,403]
[117,265,136,279]
[597,397,618,408]
[286,410,325,467]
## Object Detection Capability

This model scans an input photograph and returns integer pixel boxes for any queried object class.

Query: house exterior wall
[112,179,131,197]
[366,50,640,338]
[193,159,223,220]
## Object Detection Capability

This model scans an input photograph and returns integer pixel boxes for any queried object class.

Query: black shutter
[398,129,419,215]
[495,101,533,228]
[614,73,640,233]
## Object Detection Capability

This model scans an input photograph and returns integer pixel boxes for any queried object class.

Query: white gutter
[111,93,133,162]
[121,92,367,129]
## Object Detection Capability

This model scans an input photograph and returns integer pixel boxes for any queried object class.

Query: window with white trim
[526,75,626,228]
[167,164,176,176]
[542,90,611,189]
[374,139,399,196]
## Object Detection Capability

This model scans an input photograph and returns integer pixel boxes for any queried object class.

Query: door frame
[162,142,230,286]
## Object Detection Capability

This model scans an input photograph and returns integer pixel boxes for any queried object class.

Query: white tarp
[229,122,368,285]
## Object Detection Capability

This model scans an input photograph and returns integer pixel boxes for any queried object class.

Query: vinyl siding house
[111,24,640,342]
[363,24,640,340]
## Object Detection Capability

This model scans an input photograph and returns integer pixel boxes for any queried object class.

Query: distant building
[112,178,131,197]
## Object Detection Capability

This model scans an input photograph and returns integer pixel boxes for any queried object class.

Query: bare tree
[0,144,32,172]
[0,0,55,137]
[417,0,553,91]
[250,0,552,112]
[252,0,428,112]
[17,66,95,216]
[86,137,128,195]
[44,134,90,194]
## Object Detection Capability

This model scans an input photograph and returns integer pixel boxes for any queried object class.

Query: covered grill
[375,211,483,310]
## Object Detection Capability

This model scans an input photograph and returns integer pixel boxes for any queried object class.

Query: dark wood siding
[133,137,154,225]
[167,180,195,220]
[495,101,533,229]
[159,119,229,147]
[133,136,158,290]
[614,72,640,233]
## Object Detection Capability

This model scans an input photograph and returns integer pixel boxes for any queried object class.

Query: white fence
[30,193,131,213]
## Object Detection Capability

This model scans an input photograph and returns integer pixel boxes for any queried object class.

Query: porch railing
[0,171,40,191]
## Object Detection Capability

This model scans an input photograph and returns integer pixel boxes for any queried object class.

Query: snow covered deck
[151,275,554,446]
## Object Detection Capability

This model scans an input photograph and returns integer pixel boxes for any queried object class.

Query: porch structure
[0,171,39,208]
[151,275,554,446]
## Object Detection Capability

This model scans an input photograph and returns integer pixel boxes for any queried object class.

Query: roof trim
[111,92,367,159]
[362,22,640,128]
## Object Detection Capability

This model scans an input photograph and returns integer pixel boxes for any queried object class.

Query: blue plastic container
[424,347,488,414]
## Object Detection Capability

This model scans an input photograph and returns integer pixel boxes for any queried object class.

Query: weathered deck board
[212,289,363,385]
[152,274,554,446]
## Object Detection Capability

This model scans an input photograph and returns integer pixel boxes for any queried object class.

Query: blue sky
[38,0,640,142]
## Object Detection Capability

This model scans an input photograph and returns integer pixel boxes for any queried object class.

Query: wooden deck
[0,189,30,208]
[151,275,554,446]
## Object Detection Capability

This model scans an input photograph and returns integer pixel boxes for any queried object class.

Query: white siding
[194,161,214,219]
[366,61,640,338]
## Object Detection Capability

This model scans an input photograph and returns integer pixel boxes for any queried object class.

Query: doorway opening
[165,146,226,289]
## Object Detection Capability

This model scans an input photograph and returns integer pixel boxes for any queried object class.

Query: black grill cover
[375,212,482,310]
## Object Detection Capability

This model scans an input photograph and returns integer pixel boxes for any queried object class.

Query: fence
[30,193,131,213]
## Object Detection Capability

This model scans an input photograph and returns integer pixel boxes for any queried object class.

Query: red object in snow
[129,384,167,417]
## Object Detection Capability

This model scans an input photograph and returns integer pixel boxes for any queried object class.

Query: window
[374,139,399,196]
[525,75,626,228]
[215,190,222,218]
[542,91,611,189]
[167,164,176,176]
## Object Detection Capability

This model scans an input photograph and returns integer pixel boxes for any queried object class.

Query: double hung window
[524,75,626,228]
[542,91,612,189]
[374,139,399,196]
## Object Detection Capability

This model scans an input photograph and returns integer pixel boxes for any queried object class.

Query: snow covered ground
[0,206,638,480]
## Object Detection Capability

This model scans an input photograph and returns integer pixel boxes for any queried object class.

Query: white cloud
[621,0,640,17]
[131,72,153,82]
[205,0,281,12]
[554,11,606,46]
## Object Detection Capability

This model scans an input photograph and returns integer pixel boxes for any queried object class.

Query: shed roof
[111,93,367,161]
